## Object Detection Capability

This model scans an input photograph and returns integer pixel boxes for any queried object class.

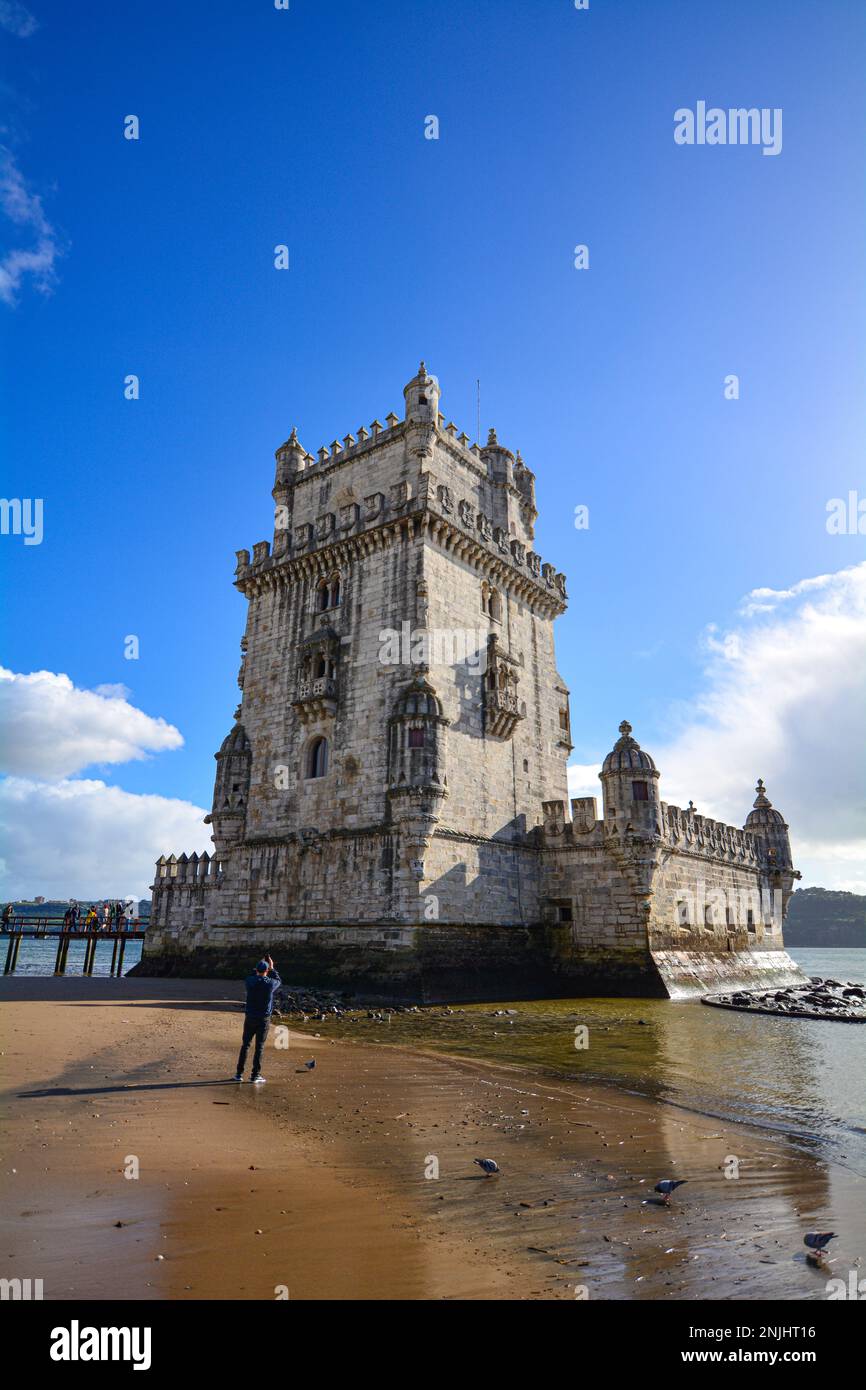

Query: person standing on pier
[234,955,281,1084]
[2,902,13,931]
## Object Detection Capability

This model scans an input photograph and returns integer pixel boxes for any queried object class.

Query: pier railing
[2,917,148,977]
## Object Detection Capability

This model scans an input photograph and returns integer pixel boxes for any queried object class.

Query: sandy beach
[1,977,862,1301]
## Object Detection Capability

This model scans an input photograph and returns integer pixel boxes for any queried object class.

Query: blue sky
[1,0,864,897]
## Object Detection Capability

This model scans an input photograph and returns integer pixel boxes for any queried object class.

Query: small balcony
[485,689,525,740]
[293,675,337,723]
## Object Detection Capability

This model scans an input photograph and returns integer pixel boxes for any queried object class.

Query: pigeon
[304,1059,316,1070]
[474,1158,500,1176]
[655,1179,687,1204]
[804,1232,835,1252]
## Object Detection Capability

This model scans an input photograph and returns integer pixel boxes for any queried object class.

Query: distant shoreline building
[137,365,803,1000]
[4,898,150,918]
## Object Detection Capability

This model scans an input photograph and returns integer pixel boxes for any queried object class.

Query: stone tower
[144,363,571,987]
[141,365,802,1001]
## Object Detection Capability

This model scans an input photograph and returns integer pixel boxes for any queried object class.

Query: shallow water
[299,948,866,1178]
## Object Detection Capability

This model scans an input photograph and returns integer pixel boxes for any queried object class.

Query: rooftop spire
[753,778,772,808]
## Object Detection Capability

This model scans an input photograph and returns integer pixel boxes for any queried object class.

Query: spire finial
[753,778,771,808]
[419,360,426,376]
[618,720,632,738]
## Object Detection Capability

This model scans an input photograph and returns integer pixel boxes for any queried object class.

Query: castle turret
[402,361,440,463]
[272,427,308,556]
[403,360,440,423]
[387,674,450,919]
[599,720,661,838]
[514,449,538,533]
[205,723,251,853]
[744,778,793,870]
[480,426,514,487]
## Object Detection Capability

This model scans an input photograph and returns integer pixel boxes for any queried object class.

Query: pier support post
[4,933,18,975]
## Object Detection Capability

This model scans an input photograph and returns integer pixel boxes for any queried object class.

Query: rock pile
[703,977,865,1022]
[272,987,418,1021]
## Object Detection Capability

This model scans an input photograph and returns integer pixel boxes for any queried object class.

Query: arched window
[315,574,341,612]
[307,737,328,779]
[314,655,327,680]
[482,584,502,621]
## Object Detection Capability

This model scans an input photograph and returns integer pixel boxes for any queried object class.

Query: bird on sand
[304,1059,316,1070]
[474,1158,500,1176]
[654,1179,688,1204]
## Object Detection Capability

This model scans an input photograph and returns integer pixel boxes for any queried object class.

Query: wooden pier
[2,918,147,977]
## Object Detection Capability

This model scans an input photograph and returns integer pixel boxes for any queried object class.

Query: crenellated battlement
[538,795,775,871]
[154,852,223,885]
[234,367,567,614]
[660,802,763,867]
[274,411,528,498]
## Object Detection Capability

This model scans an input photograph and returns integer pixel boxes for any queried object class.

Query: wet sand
[1,978,861,1300]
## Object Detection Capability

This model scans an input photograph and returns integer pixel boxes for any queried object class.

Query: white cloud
[0,776,210,901]
[0,667,183,778]
[0,145,61,305]
[567,762,602,801]
[0,1,37,38]
[568,563,866,893]
[0,667,208,901]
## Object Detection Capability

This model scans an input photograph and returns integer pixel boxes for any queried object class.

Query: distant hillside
[785,888,866,947]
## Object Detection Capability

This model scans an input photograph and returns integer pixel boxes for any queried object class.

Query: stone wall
[135,917,665,1002]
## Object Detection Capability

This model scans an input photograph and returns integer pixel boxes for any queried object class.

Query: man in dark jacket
[234,955,281,1083]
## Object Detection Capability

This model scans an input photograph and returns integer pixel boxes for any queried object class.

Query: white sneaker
[252,1076,267,1084]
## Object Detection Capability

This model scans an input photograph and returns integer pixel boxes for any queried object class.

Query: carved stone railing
[485,688,524,739]
[292,676,337,722]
